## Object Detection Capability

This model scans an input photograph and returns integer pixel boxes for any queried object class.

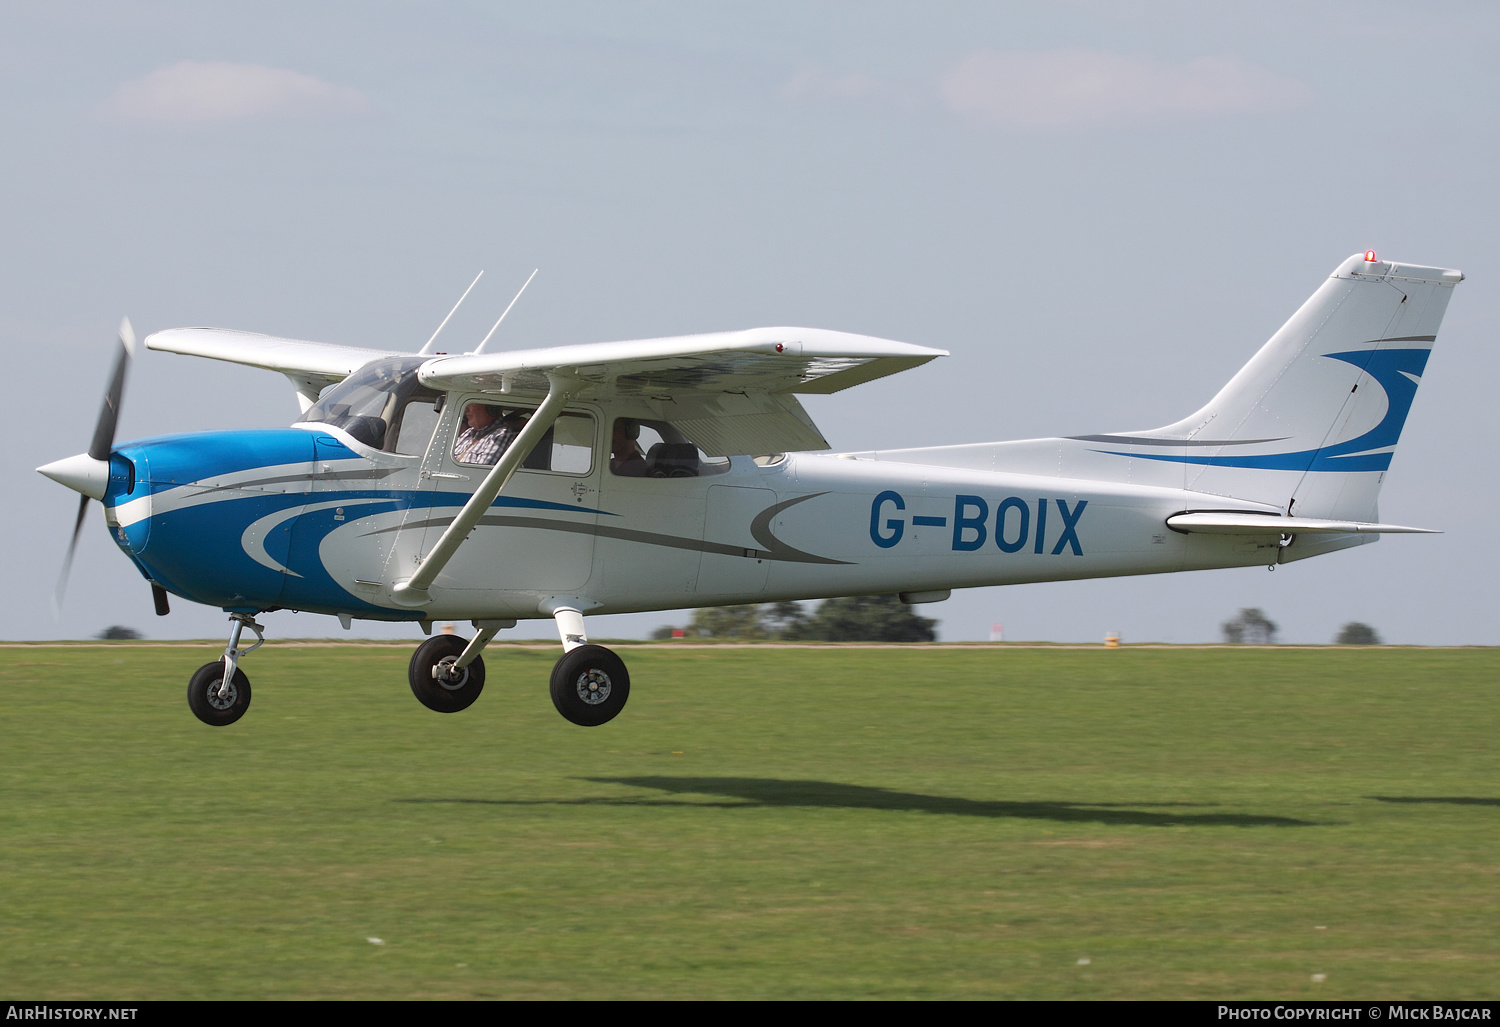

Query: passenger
[610,419,648,477]
[453,403,521,465]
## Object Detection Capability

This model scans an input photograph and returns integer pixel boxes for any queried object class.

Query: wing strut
[391,372,577,605]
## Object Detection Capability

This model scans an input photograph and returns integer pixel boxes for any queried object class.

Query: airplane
[37,251,1463,728]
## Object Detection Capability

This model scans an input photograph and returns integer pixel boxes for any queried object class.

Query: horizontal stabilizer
[1166,512,1439,535]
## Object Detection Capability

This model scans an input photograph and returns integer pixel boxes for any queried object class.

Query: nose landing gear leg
[187,613,264,726]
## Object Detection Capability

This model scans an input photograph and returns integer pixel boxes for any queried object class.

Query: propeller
[50,317,136,614]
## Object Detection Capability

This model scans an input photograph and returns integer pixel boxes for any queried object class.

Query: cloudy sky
[4,1,1497,644]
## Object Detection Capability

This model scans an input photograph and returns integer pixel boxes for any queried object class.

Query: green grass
[0,644,1496,999]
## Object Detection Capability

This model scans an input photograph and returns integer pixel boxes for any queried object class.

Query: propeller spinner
[37,317,136,611]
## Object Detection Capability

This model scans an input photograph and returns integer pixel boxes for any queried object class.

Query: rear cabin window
[609,418,730,478]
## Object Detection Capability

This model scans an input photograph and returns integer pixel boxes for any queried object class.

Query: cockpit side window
[452,402,520,466]
[387,392,444,456]
[451,400,596,474]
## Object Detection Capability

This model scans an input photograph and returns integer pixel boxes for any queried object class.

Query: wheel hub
[432,656,469,690]
[208,681,238,710]
[575,668,612,705]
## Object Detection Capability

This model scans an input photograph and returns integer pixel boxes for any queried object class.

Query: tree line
[655,595,938,642]
[1221,608,1382,645]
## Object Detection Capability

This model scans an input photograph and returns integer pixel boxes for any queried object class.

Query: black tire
[187,660,251,726]
[409,634,486,713]
[549,645,630,727]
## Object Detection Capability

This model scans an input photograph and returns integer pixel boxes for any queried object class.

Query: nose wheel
[187,660,251,726]
[187,613,263,726]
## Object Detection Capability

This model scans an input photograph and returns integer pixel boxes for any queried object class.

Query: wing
[144,324,947,454]
[145,327,402,378]
[417,327,947,455]
[418,326,943,395]
[145,327,405,409]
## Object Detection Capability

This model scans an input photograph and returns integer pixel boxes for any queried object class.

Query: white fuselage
[302,397,1301,622]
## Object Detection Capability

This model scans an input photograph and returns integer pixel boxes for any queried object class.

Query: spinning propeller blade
[90,318,135,461]
[53,494,92,616]
[52,318,135,615]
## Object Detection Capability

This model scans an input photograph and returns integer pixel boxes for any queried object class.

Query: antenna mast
[474,269,538,354]
[418,270,484,355]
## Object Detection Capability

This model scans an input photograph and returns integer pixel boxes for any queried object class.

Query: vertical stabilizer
[1119,253,1462,520]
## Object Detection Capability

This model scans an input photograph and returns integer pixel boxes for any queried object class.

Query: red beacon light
[1364,250,1378,263]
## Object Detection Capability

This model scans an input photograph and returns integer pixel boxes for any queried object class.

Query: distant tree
[1335,622,1381,645]
[97,626,142,640]
[649,625,678,640]
[1221,608,1277,645]
[686,605,768,640]
[797,595,938,643]
[659,597,937,643]
[761,601,809,638]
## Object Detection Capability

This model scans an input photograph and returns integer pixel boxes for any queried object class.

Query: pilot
[454,403,522,465]
[610,418,647,477]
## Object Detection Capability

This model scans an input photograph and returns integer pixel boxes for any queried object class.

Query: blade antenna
[474,269,538,354]
[419,270,484,355]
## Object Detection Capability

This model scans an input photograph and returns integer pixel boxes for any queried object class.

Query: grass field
[1,643,1496,999]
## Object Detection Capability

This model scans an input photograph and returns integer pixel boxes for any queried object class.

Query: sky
[4,1,1498,645]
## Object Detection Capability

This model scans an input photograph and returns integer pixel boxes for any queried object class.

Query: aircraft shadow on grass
[1371,796,1500,808]
[402,777,1316,828]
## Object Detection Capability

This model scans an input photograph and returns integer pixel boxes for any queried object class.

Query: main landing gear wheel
[187,660,251,726]
[409,634,486,713]
[549,644,630,727]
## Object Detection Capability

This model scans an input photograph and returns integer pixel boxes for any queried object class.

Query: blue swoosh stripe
[1093,348,1430,473]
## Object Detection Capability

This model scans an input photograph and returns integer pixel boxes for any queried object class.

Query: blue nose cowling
[103,429,420,620]
[107,429,322,611]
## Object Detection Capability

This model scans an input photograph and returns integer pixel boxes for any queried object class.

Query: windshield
[295,357,432,450]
